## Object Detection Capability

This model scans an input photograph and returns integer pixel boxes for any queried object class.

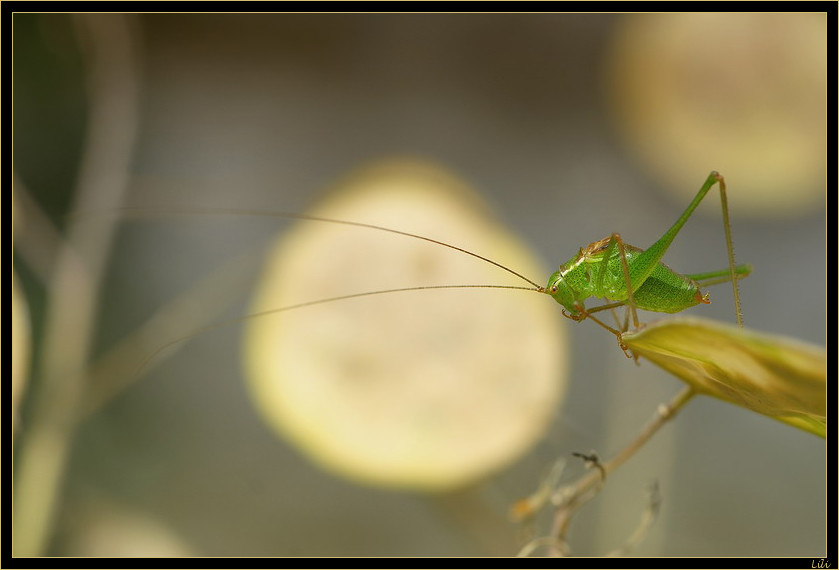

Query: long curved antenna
[109,207,544,289]
[137,283,544,377]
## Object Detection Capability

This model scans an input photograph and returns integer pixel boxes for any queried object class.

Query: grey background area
[14,14,826,556]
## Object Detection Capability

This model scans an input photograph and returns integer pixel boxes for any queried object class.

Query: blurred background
[13,13,826,557]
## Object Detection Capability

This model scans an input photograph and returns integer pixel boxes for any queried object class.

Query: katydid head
[546,269,582,317]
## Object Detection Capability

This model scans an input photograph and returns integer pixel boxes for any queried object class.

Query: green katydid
[541,170,751,354]
[128,170,750,372]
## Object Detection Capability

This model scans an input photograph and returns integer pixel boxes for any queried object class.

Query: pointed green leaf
[622,317,826,437]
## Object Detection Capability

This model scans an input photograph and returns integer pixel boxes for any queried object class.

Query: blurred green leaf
[622,317,826,438]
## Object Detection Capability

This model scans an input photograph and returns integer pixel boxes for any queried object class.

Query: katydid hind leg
[631,171,744,327]
[687,263,752,289]
[714,174,744,327]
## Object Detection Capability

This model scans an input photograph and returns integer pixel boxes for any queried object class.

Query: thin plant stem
[12,14,141,556]
[546,386,696,555]
[604,480,661,557]
[13,177,63,285]
[83,249,264,415]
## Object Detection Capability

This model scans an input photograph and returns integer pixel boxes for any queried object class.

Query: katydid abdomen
[630,265,704,313]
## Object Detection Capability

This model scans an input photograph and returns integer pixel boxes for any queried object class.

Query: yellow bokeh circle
[243,159,567,490]
[606,13,826,217]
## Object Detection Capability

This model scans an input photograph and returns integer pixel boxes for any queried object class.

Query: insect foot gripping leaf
[621,317,826,438]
